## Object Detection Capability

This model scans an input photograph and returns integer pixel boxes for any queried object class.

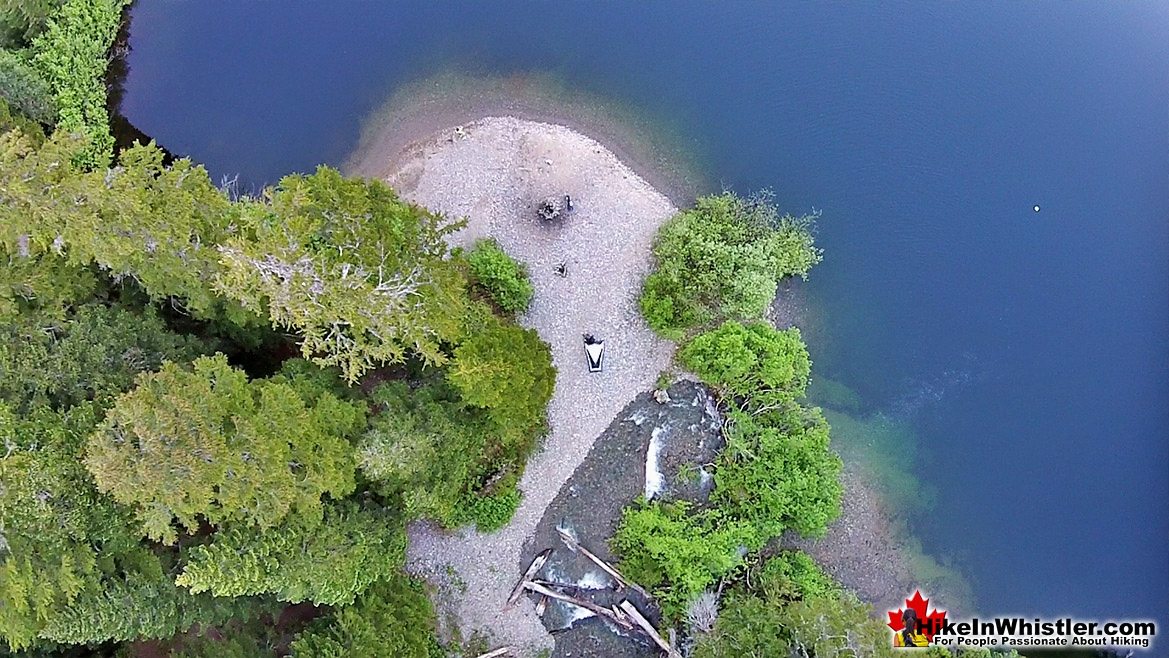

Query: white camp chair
[583,334,604,373]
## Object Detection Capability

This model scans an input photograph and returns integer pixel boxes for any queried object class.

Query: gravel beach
[385,117,678,655]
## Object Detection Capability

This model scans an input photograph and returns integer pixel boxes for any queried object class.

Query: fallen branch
[523,581,635,631]
[531,578,583,591]
[506,549,552,608]
[619,600,680,658]
[474,649,512,658]
[556,527,650,598]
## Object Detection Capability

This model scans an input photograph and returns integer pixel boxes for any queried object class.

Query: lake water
[120,1,1169,628]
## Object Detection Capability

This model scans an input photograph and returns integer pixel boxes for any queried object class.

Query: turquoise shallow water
[121,1,1169,627]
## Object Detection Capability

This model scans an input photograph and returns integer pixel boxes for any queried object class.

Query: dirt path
[386,117,678,656]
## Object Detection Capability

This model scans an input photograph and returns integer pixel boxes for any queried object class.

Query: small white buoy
[1033,205,1041,212]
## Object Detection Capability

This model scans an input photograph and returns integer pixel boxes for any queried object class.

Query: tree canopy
[84,354,364,544]
[216,168,468,382]
[448,306,555,441]
[1,5,523,654]
[288,575,441,658]
[176,502,405,607]
[0,303,206,412]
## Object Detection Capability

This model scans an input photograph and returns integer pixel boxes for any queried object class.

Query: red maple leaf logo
[887,590,947,642]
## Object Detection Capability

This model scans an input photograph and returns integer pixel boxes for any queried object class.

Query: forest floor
[386,117,678,655]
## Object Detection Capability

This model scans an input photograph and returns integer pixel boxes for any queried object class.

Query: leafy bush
[752,550,841,603]
[0,48,55,124]
[450,484,522,532]
[613,407,842,619]
[614,320,841,620]
[289,575,443,658]
[639,191,820,337]
[612,500,756,618]
[449,307,555,442]
[692,551,891,658]
[467,238,534,315]
[32,0,128,168]
[0,250,96,321]
[713,408,842,538]
[679,321,811,406]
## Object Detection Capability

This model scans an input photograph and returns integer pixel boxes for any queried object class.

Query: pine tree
[214,168,467,382]
[289,575,440,658]
[0,403,137,650]
[177,502,405,607]
[84,355,365,544]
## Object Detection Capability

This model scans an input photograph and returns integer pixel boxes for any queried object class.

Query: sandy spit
[386,117,678,656]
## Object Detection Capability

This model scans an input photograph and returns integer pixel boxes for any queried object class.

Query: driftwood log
[523,581,636,631]
[556,527,651,598]
[619,600,681,658]
[506,549,551,608]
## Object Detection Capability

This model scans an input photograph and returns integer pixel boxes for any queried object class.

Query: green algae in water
[807,376,865,414]
[822,409,937,515]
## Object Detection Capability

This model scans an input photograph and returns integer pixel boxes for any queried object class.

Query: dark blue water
[122,1,1169,628]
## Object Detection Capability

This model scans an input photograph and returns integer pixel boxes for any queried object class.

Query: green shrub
[692,551,900,658]
[449,307,555,442]
[639,191,820,336]
[713,408,842,538]
[614,324,841,620]
[612,500,756,618]
[32,0,128,168]
[450,484,522,532]
[753,550,841,603]
[612,409,843,618]
[0,48,55,124]
[679,321,811,406]
[466,238,534,315]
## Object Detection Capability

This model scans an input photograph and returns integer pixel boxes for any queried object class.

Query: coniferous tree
[84,354,365,544]
[176,502,405,607]
[215,167,468,382]
[289,575,440,658]
[0,303,206,412]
